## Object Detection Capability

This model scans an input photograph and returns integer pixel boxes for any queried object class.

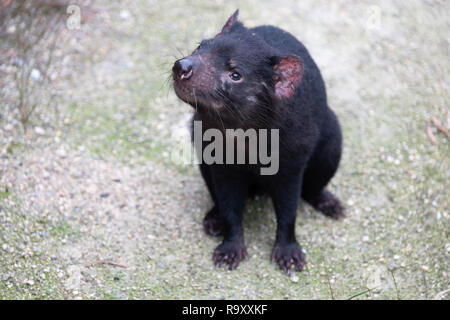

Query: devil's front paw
[213,240,247,270]
[271,242,306,272]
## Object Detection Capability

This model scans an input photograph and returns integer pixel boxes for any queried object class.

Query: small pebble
[35,127,45,135]
[30,68,42,81]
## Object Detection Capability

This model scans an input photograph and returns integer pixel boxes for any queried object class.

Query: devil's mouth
[174,81,212,109]
[173,81,227,113]
[173,80,195,101]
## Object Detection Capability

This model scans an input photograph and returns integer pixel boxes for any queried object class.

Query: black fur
[172,10,344,272]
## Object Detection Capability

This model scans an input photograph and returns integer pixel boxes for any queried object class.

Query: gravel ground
[0,0,449,299]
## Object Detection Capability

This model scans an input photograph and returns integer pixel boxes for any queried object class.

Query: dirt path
[1,0,448,299]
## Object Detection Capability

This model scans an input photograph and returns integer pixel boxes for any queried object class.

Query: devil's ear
[217,9,239,35]
[272,55,304,99]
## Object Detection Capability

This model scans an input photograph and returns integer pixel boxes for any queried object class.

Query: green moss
[6,141,23,155]
[49,220,78,238]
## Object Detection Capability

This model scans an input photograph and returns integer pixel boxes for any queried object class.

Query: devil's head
[172,10,303,126]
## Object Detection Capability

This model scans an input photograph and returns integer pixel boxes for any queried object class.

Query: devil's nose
[173,58,193,80]
[178,58,192,73]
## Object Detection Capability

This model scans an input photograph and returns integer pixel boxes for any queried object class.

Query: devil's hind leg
[301,112,344,219]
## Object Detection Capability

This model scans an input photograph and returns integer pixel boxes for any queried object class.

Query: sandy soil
[0,0,448,299]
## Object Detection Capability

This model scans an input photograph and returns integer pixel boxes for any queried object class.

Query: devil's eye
[230,72,242,81]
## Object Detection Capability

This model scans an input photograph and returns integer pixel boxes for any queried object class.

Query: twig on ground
[324,272,335,300]
[84,259,128,269]
[431,117,450,138]
[389,269,401,300]
[347,285,380,300]
[433,288,450,300]
[426,123,436,145]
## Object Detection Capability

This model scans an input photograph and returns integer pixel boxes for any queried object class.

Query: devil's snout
[173,58,193,80]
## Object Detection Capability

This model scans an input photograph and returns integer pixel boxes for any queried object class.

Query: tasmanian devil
[172,10,344,272]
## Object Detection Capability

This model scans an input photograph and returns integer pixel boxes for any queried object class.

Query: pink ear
[218,9,239,35]
[273,55,303,99]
